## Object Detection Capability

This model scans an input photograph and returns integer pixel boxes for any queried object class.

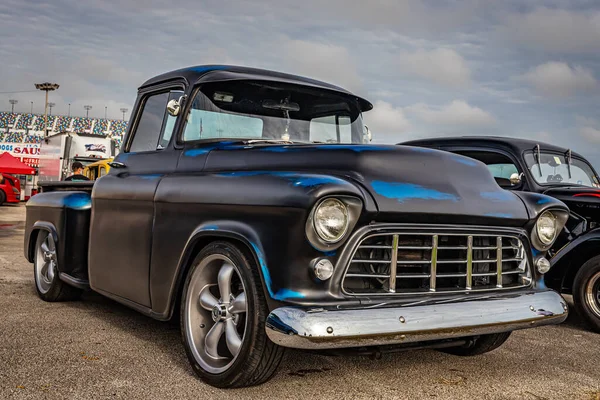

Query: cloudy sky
[1,1,599,166]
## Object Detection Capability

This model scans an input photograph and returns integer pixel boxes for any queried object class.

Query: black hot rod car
[25,66,569,388]
[403,136,600,333]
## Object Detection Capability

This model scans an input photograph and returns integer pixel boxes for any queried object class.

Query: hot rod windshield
[524,151,600,187]
[181,80,366,144]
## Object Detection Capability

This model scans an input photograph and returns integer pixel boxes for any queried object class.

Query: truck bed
[38,181,95,193]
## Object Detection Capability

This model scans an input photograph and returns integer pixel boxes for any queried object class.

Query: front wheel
[573,255,600,333]
[180,241,284,388]
[439,332,512,356]
[33,230,82,301]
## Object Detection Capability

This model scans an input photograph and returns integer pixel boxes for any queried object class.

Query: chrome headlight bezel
[530,209,568,251]
[306,196,362,251]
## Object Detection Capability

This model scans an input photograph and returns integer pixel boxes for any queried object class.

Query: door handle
[108,161,127,169]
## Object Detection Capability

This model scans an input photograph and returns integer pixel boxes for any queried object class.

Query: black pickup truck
[24,66,569,388]
[403,136,600,333]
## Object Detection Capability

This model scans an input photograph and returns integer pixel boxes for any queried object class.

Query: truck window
[129,92,170,152]
[310,115,352,143]
[99,166,107,177]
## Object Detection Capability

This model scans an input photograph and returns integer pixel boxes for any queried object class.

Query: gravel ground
[1,203,599,400]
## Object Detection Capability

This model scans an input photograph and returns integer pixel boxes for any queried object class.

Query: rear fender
[25,221,59,263]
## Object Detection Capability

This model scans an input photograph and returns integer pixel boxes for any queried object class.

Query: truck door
[88,87,183,307]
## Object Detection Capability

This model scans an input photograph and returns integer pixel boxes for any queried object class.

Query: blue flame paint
[190,65,229,74]
[184,148,211,157]
[485,212,513,218]
[64,193,91,210]
[537,197,553,205]
[139,174,161,180]
[203,225,218,231]
[480,191,514,202]
[249,241,305,300]
[453,156,479,167]
[217,171,342,188]
[371,181,459,203]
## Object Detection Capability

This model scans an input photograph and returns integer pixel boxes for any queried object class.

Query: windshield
[524,151,600,187]
[182,80,366,144]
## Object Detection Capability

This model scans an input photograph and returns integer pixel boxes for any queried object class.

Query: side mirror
[166,99,181,116]
[364,125,373,143]
[510,172,523,185]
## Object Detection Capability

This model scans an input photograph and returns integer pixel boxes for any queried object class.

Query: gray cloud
[521,62,598,98]
[397,48,471,88]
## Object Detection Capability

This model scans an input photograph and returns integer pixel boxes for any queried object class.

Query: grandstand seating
[0,112,129,147]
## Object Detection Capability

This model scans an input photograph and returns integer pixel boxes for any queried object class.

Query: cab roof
[402,136,586,160]
[139,65,373,112]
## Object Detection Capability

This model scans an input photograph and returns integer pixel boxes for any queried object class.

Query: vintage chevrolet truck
[25,66,569,388]
[402,136,600,333]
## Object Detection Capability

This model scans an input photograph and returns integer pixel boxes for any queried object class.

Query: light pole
[104,106,107,119]
[35,82,59,138]
[84,105,92,118]
[9,99,17,113]
[30,101,33,113]
[48,102,55,115]
[68,103,71,116]
[120,108,128,121]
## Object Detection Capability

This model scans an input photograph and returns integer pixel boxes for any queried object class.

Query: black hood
[196,143,532,226]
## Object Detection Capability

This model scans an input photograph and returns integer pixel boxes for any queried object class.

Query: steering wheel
[547,174,563,183]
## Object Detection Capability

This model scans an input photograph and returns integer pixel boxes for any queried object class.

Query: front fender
[159,220,305,320]
[547,228,600,292]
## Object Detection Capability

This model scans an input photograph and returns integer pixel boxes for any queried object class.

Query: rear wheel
[180,241,284,388]
[439,332,512,356]
[33,230,82,301]
[573,255,600,333]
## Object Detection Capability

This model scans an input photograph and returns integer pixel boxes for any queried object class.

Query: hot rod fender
[24,191,91,287]
[546,228,600,293]
[147,173,378,321]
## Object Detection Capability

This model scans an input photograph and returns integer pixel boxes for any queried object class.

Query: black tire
[0,189,6,206]
[573,255,600,333]
[180,241,285,388]
[439,332,512,356]
[33,230,82,302]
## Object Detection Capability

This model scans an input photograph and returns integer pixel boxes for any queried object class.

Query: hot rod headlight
[306,196,362,251]
[314,198,349,242]
[536,211,558,245]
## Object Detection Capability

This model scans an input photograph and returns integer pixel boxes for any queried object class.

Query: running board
[59,272,90,290]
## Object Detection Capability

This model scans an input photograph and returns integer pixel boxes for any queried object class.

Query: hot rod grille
[342,232,532,295]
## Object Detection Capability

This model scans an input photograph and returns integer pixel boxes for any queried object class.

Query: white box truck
[38,132,118,182]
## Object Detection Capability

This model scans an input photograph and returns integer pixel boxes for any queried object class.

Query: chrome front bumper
[265,290,568,349]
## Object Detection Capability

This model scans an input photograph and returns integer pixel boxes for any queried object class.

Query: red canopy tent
[0,152,36,175]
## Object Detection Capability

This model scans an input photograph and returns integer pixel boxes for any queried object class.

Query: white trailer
[38,132,118,182]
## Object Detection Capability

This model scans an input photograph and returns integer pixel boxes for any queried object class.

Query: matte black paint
[26,67,566,324]
[402,136,598,293]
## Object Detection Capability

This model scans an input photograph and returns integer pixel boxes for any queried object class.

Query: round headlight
[536,211,558,245]
[313,198,349,242]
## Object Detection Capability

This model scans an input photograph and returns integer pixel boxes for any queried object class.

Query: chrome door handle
[108,161,127,169]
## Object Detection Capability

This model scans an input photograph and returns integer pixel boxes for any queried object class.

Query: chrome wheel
[184,254,248,374]
[35,232,57,294]
[585,272,600,318]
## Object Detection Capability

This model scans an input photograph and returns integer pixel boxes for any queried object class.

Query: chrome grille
[342,232,532,295]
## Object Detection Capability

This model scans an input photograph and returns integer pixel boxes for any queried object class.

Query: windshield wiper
[244,139,297,145]
[565,149,572,179]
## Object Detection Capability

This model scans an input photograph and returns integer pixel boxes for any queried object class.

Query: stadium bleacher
[0,112,128,146]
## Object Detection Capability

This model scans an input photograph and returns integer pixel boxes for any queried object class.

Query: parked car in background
[0,172,21,205]
[402,136,600,333]
[25,66,570,388]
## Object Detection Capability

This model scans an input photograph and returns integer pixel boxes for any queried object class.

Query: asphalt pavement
[1,203,599,399]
